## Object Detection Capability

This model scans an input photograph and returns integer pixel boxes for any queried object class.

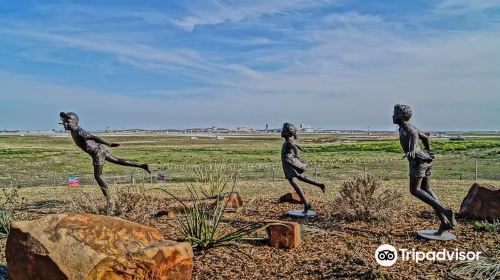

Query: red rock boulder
[459,183,500,220]
[6,214,193,280]
[278,192,304,204]
[265,220,301,249]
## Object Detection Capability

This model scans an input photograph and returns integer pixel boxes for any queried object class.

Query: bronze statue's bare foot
[436,222,453,235]
[303,203,312,213]
[143,164,152,174]
[103,200,117,216]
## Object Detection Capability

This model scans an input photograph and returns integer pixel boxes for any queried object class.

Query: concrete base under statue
[417,229,456,240]
[287,209,316,218]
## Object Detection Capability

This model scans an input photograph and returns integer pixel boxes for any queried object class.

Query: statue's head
[59,112,79,130]
[393,104,412,124]
[281,122,297,139]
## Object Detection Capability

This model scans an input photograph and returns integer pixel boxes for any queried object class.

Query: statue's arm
[418,130,431,151]
[407,128,419,159]
[284,143,303,167]
[88,134,120,147]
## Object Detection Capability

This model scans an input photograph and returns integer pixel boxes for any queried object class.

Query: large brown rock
[265,220,301,249]
[278,192,304,204]
[459,183,500,220]
[6,214,193,280]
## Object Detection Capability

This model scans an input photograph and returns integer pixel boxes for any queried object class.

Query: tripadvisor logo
[375,244,481,267]
[375,244,398,267]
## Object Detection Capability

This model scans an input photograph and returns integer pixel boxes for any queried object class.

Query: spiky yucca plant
[164,185,264,250]
[451,252,500,280]
[156,168,264,250]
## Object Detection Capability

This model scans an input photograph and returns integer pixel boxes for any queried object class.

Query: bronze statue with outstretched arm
[60,112,151,213]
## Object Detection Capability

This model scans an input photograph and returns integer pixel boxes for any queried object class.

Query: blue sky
[0,0,499,131]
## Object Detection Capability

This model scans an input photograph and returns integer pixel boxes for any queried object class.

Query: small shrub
[0,187,24,237]
[333,175,402,221]
[0,210,12,237]
[67,186,162,225]
[67,189,102,215]
[113,187,163,224]
[473,220,499,233]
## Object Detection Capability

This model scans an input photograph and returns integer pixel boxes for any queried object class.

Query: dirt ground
[1,179,499,279]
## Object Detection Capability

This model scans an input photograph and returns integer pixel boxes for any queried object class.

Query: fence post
[314,162,318,181]
[475,160,478,181]
[272,165,275,182]
[235,165,239,183]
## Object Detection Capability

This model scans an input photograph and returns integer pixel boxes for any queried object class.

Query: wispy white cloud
[32,3,173,25]
[0,28,262,82]
[324,12,383,26]
[435,0,500,15]
[171,0,339,31]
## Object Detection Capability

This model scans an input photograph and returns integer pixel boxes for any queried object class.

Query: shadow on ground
[25,199,66,209]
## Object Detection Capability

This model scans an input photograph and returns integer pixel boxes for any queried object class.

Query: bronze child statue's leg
[93,164,113,212]
[288,178,311,213]
[105,153,151,174]
[409,177,455,233]
[421,177,448,224]
[296,174,326,193]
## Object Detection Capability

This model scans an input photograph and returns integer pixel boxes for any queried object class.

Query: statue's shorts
[409,159,432,178]
[87,145,111,167]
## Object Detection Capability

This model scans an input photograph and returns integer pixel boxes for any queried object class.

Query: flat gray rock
[417,229,456,240]
[287,209,316,218]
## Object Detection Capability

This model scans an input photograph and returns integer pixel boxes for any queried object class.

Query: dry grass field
[0,133,499,279]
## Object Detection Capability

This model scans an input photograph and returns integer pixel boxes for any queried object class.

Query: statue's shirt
[70,127,108,166]
[281,140,306,179]
[398,123,420,154]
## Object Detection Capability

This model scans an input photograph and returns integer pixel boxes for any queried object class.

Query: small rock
[278,192,304,204]
[6,214,193,280]
[266,220,301,249]
[459,183,500,220]
[226,192,243,209]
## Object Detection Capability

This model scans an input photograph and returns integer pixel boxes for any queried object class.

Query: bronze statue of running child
[60,112,151,213]
[281,122,325,213]
[392,104,456,235]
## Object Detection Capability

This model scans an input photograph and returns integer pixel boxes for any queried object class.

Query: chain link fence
[0,159,498,188]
